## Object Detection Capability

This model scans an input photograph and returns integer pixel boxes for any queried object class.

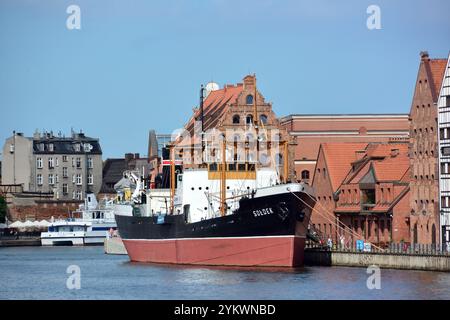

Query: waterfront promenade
[305,244,450,272]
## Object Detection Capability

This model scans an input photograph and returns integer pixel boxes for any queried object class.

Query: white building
[437,53,450,251]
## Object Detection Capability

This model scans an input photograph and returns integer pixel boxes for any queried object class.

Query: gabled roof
[320,143,368,192]
[184,84,243,136]
[429,59,448,99]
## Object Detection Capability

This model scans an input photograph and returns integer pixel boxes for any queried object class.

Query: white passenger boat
[41,194,117,246]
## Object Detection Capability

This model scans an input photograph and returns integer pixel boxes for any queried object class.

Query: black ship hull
[115,185,315,267]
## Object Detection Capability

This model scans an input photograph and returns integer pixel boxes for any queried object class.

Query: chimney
[134,153,140,159]
[420,51,430,61]
[125,153,133,163]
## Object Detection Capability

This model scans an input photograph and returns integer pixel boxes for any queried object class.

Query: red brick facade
[280,115,410,184]
[409,52,447,244]
[311,142,411,247]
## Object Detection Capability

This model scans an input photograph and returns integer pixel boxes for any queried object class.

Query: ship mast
[170,144,175,214]
[220,137,226,216]
[283,140,288,183]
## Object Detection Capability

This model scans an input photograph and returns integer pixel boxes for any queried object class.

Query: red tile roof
[185,84,243,136]
[320,143,368,192]
[429,59,447,96]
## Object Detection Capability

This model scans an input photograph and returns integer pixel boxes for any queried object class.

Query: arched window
[259,114,268,125]
[301,170,310,180]
[232,115,240,124]
[246,114,253,125]
[246,95,253,105]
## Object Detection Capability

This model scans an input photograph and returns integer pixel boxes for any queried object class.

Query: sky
[0,0,449,159]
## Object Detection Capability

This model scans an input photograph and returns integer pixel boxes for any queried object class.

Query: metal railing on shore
[305,241,450,256]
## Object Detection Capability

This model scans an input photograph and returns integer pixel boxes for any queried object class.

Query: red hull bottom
[122,236,305,267]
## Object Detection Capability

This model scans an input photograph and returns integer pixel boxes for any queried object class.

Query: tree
[0,196,6,223]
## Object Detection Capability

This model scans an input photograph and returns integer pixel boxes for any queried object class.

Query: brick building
[409,51,447,245]
[175,75,294,181]
[279,114,410,184]
[311,142,411,247]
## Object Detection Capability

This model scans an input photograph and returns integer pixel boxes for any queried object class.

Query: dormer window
[246,95,253,105]
[48,144,54,152]
[74,144,81,152]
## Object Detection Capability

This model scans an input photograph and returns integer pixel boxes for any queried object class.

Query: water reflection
[1,247,450,300]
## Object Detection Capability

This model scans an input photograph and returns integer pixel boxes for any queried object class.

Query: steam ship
[114,145,316,267]
[114,80,316,267]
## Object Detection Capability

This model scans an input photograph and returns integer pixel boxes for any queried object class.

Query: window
[442,147,450,156]
[246,114,253,125]
[72,174,76,183]
[37,174,43,186]
[87,157,93,169]
[36,158,43,169]
[76,174,82,185]
[72,158,75,167]
[48,144,54,152]
[55,158,59,167]
[301,170,310,180]
[76,157,81,168]
[62,184,68,195]
[48,158,54,169]
[442,196,450,208]
[76,190,83,200]
[232,115,240,124]
[74,144,81,152]
[361,188,376,209]
[55,174,59,183]
[88,173,93,185]
[246,94,253,105]
[48,174,54,185]
[63,155,68,162]
[63,167,68,178]
[259,114,268,125]
[72,191,76,200]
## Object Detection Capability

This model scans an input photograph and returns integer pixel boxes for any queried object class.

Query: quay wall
[104,237,127,255]
[305,250,450,272]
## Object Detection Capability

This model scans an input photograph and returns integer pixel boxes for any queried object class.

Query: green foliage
[0,196,6,223]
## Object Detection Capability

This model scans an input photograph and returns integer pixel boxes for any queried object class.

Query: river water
[1,246,449,300]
